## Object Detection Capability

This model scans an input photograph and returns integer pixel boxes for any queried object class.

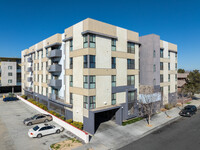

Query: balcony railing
[48,49,62,62]
[27,67,32,72]
[47,79,62,89]
[48,64,62,76]
[27,77,32,82]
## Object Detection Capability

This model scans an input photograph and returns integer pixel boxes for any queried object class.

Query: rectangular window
[168,86,170,93]
[83,55,88,68]
[46,88,48,96]
[168,74,170,82]
[175,74,177,81]
[83,34,96,48]
[8,72,12,76]
[168,51,170,58]
[153,64,156,72]
[8,80,12,83]
[70,39,73,51]
[112,93,116,105]
[83,55,95,68]
[89,55,95,68]
[111,39,116,51]
[70,93,73,104]
[41,62,43,70]
[8,66,12,70]
[89,34,96,48]
[41,75,43,82]
[70,58,73,69]
[37,52,39,59]
[46,75,48,83]
[83,76,95,89]
[38,75,39,82]
[37,63,39,70]
[112,75,116,87]
[70,75,73,87]
[83,96,96,109]
[175,53,177,59]
[127,75,135,86]
[160,62,163,70]
[127,59,135,69]
[112,57,116,69]
[128,91,135,102]
[83,35,88,48]
[89,76,96,89]
[34,53,36,60]
[160,74,163,83]
[175,63,177,70]
[46,62,48,70]
[168,63,170,70]
[41,50,43,58]
[127,42,135,54]
[160,49,164,58]
[160,87,163,95]
[46,49,48,57]
[83,76,88,89]
[153,50,156,58]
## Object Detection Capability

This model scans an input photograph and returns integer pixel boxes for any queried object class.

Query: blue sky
[0,0,199,70]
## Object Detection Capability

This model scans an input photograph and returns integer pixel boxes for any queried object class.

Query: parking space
[0,98,69,150]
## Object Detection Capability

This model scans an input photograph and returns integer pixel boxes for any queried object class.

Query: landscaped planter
[17,95,89,143]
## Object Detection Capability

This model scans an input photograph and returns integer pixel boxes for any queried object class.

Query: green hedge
[24,96,84,130]
[164,104,174,110]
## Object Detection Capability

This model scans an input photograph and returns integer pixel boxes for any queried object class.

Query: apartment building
[0,57,21,93]
[139,34,178,105]
[21,18,140,134]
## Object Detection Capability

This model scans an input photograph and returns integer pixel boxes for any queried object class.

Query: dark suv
[179,105,197,117]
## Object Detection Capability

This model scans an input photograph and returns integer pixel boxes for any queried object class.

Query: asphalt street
[119,109,200,150]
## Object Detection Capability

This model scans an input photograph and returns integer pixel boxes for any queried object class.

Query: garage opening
[95,108,118,132]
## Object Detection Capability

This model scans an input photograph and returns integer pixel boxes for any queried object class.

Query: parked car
[28,124,64,138]
[24,114,53,126]
[3,97,19,102]
[179,105,197,117]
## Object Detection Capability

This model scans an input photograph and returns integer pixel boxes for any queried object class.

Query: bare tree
[138,85,161,125]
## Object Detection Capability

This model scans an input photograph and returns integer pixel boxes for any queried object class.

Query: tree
[138,85,161,126]
[183,70,200,96]
[178,69,185,73]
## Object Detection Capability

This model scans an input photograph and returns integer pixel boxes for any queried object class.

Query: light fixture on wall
[104,102,107,105]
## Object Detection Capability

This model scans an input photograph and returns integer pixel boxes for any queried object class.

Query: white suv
[28,124,64,138]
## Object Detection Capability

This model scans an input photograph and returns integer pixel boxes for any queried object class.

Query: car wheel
[37,134,42,138]
[27,122,32,126]
[56,129,60,134]
[44,119,48,123]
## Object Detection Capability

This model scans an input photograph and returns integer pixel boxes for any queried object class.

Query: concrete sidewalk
[73,99,200,150]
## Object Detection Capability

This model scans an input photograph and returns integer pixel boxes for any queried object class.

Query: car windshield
[33,126,39,131]
[31,115,38,119]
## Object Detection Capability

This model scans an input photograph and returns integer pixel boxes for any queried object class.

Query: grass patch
[122,117,143,126]
[186,102,191,104]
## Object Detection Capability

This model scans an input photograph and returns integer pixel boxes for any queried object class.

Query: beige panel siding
[73,21,83,50]
[111,51,135,59]
[168,42,177,52]
[117,92,126,104]
[64,26,73,38]
[83,69,116,76]
[69,48,96,57]
[116,58,127,86]
[73,56,83,88]
[46,33,62,46]
[127,30,139,41]
[73,94,83,122]
[116,27,127,52]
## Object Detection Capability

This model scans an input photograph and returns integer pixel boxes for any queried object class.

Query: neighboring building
[177,73,189,92]
[21,18,178,134]
[139,34,178,105]
[0,57,21,93]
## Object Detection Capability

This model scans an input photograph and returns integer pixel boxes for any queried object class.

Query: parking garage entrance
[94,107,119,132]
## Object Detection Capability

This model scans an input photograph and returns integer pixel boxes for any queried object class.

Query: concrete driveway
[0,98,69,150]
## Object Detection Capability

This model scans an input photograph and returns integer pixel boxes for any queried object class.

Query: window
[83,34,96,48]
[127,59,135,69]
[41,75,43,82]
[41,62,43,70]
[46,49,48,57]
[153,50,156,58]
[34,53,36,60]
[112,93,116,105]
[8,66,12,70]
[37,63,39,70]
[127,75,135,86]
[168,63,170,70]
[41,50,43,58]
[168,74,170,82]
[37,52,39,59]
[168,51,170,58]
[70,58,73,69]
[160,74,163,83]
[128,91,135,102]
[160,62,163,70]
[160,49,164,58]
[175,74,177,81]
[38,75,39,82]
[46,75,48,83]
[83,76,95,89]
[153,64,156,72]
[8,72,12,76]
[70,39,73,51]
[70,75,73,87]
[8,80,12,83]
[175,63,177,70]
[83,96,96,109]
[111,39,116,51]
[83,55,95,68]
[127,42,135,54]
[168,86,170,93]
[112,57,116,69]
[70,93,73,104]
[46,62,48,70]
[112,75,116,87]
[46,88,48,96]
[175,53,177,59]
[160,87,163,95]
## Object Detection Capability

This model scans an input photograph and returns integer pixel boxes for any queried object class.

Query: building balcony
[27,67,32,72]
[47,79,62,89]
[24,87,33,92]
[48,93,72,108]
[48,49,62,62]
[48,64,62,76]
[27,57,32,62]
[27,77,32,82]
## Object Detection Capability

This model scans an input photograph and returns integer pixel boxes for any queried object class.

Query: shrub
[21,95,27,99]
[122,117,143,126]
[71,121,83,130]
[66,119,73,124]
[60,116,65,120]
[164,104,174,110]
